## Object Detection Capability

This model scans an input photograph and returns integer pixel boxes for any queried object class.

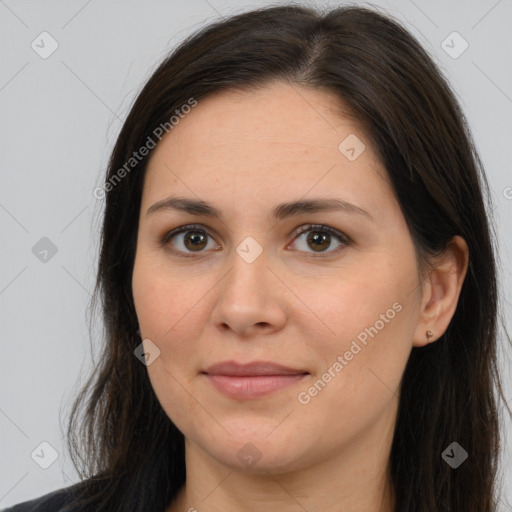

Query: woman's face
[132,82,425,473]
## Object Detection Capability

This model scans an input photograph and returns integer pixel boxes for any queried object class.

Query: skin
[131,81,469,512]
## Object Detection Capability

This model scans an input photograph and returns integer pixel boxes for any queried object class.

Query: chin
[196,427,311,474]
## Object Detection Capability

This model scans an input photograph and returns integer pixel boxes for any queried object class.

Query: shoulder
[1,483,80,512]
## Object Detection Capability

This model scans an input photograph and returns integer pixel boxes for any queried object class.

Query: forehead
[143,82,390,211]
[158,83,367,157]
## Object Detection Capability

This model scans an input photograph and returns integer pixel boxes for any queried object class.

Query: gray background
[1,0,511,509]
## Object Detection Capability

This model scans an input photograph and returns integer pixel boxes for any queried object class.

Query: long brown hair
[62,4,511,511]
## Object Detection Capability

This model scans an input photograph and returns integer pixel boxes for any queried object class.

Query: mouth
[201,360,310,399]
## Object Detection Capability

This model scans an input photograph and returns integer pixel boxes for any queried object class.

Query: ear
[413,235,469,347]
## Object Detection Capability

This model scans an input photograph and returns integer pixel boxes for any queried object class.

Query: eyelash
[159,223,351,259]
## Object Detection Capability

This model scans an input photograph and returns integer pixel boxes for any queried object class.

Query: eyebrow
[146,196,374,222]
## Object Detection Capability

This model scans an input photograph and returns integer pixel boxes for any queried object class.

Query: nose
[210,247,287,337]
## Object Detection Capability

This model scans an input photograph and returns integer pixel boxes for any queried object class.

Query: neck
[166,403,397,512]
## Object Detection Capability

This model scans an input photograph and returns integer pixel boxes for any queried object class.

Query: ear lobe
[412,235,469,348]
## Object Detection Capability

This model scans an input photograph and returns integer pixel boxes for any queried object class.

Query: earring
[426,330,434,342]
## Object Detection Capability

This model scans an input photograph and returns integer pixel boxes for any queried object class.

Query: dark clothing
[1,485,78,512]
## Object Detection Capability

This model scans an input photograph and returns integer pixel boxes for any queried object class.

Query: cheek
[132,252,207,343]
[301,265,416,424]
[132,255,211,430]
[293,305,411,452]
[131,251,226,406]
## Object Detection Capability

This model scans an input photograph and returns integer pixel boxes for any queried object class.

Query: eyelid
[160,223,215,246]
[160,223,351,257]
[288,223,351,258]
[291,223,350,243]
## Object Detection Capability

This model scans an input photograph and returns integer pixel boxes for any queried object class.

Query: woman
[4,4,510,512]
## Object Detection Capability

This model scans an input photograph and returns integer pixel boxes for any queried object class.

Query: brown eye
[183,231,208,251]
[290,225,350,257]
[161,225,220,256]
[306,230,331,252]
[161,223,349,258]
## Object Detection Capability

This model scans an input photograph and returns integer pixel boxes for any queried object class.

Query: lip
[203,360,308,376]
[202,360,309,400]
